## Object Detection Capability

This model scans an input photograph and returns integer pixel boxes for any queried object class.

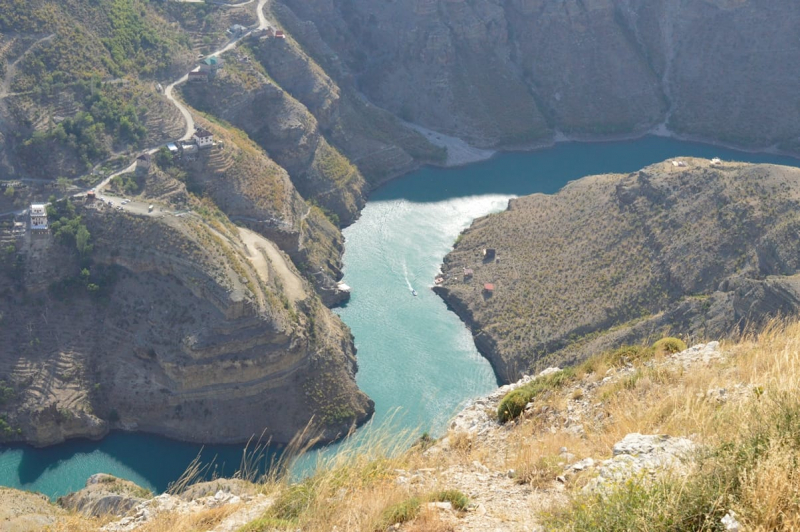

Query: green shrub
[378,497,421,528]
[652,337,687,355]
[269,480,316,521]
[0,415,17,437]
[236,517,296,532]
[497,369,575,423]
[0,381,15,406]
[605,345,654,367]
[428,489,470,510]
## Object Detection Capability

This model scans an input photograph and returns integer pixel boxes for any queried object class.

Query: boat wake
[403,261,416,296]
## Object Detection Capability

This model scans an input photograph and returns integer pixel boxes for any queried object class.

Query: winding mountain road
[1,0,272,217]
[95,0,271,192]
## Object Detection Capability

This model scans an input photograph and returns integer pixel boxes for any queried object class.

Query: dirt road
[239,227,305,303]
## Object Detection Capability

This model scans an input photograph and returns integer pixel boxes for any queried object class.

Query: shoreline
[406,120,800,173]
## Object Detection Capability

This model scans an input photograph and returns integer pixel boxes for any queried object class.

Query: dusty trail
[239,227,305,304]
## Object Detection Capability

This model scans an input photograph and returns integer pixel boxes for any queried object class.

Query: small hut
[135,153,151,175]
[483,248,496,261]
[483,283,495,294]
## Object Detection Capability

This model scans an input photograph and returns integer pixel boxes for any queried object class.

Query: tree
[154,146,173,168]
[56,177,71,196]
[3,186,14,198]
[75,225,92,258]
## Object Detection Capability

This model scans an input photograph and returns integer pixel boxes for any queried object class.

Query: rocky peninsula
[436,158,800,382]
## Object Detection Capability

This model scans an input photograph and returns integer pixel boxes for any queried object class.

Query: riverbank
[5,137,800,500]
[404,119,800,177]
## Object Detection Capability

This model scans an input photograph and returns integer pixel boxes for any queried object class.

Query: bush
[652,337,687,355]
[497,369,575,423]
[0,381,15,406]
[429,489,470,511]
[605,345,654,367]
[378,497,421,528]
[268,481,316,521]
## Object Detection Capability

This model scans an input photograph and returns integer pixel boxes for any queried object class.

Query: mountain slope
[435,158,800,382]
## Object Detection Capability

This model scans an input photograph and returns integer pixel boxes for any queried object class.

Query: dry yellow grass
[41,320,800,531]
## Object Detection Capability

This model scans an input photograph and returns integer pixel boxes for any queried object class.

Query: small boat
[411,289,418,297]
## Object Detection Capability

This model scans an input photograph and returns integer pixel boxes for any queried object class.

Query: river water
[1,136,797,499]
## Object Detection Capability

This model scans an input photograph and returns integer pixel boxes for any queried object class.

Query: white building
[30,204,48,231]
[193,128,214,149]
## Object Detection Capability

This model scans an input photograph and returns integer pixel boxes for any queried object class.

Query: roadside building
[275,30,286,39]
[203,56,221,72]
[193,128,214,149]
[188,66,208,83]
[181,143,199,160]
[30,204,48,231]
[135,153,152,174]
[166,142,179,156]
[86,190,97,202]
[229,24,248,37]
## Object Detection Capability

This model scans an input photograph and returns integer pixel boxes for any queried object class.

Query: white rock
[426,501,453,511]
[721,511,741,532]
[584,433,696,494]
[570,458,595,471]
[538,367,561,378]
[671,342,722,366]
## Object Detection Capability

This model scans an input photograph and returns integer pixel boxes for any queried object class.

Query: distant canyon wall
[276,0,800,152]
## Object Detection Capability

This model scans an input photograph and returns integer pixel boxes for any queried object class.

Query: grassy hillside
[0,0,193,178]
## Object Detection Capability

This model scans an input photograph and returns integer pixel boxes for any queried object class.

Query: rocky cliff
[277,0,800,152]
[0,199,373,447]
[435,159,800,382]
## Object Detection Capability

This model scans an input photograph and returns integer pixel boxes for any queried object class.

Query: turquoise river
[1,136,798,499]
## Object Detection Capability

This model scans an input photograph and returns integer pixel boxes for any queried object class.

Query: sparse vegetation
[652,336,688,355]
[378,497,421,528]
[439,161,800,381]
[0,380,15,406]
[498,369,575,422]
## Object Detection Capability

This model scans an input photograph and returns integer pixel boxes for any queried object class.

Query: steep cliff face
[0,204,372,446]
[436,159,800,382]
[277,0,800,151]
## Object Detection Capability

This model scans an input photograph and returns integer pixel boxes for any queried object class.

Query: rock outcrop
[0,202,373,447]
[436,159,800,382]
[58,474,153,517]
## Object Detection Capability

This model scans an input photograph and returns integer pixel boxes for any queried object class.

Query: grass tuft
[652,337,688,355]
[497,369,575,423]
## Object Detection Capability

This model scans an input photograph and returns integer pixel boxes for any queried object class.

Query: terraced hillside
[436,159,800,382]
[0,199,373,446]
